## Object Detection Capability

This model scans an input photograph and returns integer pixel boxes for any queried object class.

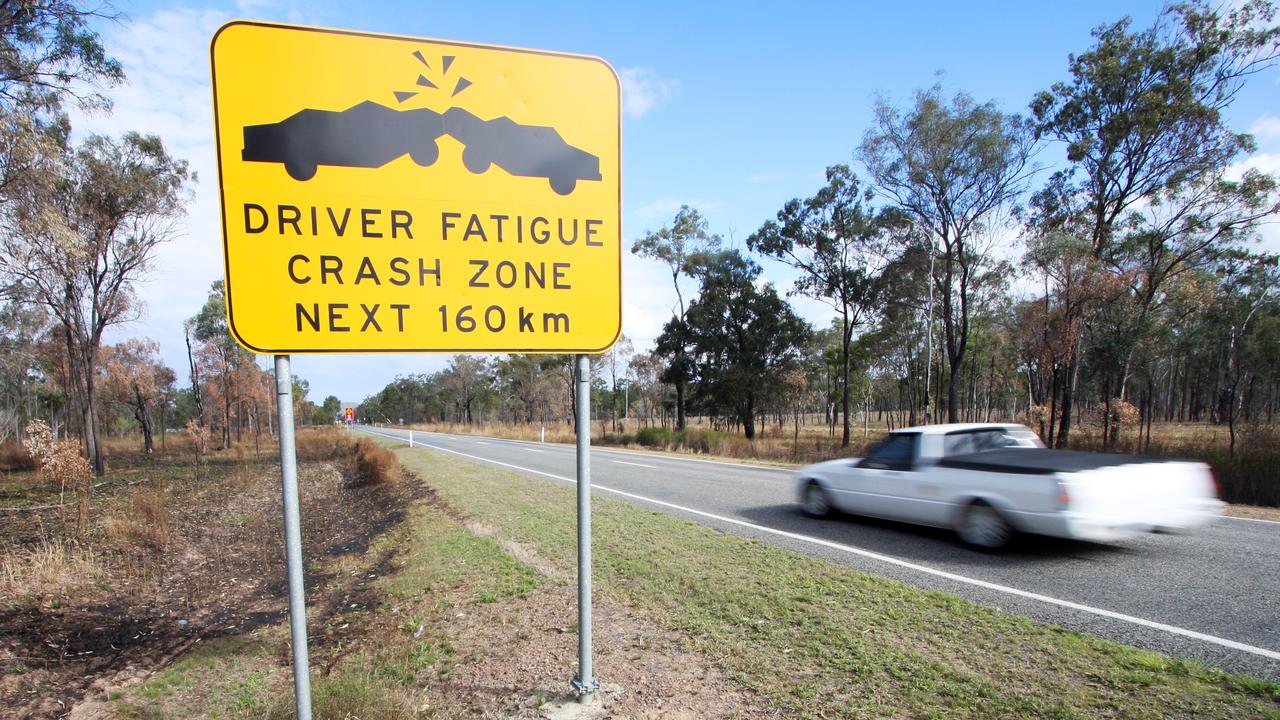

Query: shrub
[346,437,400,487]
[679,428,729,454]
[24,419,93,533]
[635,426,674,448]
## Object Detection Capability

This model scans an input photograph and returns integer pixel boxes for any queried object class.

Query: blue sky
[82,0,1280,404]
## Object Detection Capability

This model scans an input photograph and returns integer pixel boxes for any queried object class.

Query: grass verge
[108,474,541,719]
[397,446,1280,720]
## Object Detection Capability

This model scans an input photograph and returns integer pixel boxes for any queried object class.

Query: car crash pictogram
[242,101,446,182]
[241,102,603,194]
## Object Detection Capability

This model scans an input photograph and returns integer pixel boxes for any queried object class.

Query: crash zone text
[239,202,608,340]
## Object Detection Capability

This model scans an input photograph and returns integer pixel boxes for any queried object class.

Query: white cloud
[619,67,676,119]
[1225,151,1280,255]
[1250,113,1280,145]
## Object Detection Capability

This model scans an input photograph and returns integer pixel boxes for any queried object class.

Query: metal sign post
[572,354,598,701]
[274,355,313,719]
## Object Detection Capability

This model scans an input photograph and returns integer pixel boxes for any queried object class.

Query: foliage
[748,164,896,446]
[861,83,1037,423]
[672,249,812,439]
[632,206,722,429]
[0,132,190,474]
[1028,0,1280,445]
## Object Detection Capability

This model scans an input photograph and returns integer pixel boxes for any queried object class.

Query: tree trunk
[841,312,852,447]
[741,397,756,440]
[675,380,687,431]
[134,383,154,454]
[185,329,203,421]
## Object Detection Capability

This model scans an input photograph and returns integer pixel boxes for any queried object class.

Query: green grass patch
[398,446,1280,720]
[112,636,277,718]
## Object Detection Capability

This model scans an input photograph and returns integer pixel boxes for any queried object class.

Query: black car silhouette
[443,107,602,195]
[242,101,446,181]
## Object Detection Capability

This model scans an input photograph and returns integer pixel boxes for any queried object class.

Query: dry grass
[0,537,106,608]
[295,427,354,461]
[103,486,171,552]
[345,437,400,487]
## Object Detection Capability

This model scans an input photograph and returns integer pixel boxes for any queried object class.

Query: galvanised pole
[573,354,598,702]
[274,355,313,720]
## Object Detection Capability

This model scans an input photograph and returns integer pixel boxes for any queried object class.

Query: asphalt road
[357,425,1280,681]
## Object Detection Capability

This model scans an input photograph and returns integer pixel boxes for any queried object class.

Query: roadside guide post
[573,354,597,701]
[211,22,621,715]
[273,355,313,720]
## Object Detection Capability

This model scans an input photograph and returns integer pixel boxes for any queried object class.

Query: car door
[833,433,920,520]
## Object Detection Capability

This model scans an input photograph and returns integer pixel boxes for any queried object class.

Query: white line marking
[612,460,656,468]
[360,426,1280,663]
[524,448,544,453]
[475,441,488,445]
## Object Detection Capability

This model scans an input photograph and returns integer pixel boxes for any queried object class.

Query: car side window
[861,434,918,471]
[944,430,1014,456]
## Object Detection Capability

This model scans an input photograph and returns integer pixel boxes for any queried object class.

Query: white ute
[795,423,1224,550]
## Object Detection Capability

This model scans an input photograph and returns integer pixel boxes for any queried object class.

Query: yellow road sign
[210,21,621,354]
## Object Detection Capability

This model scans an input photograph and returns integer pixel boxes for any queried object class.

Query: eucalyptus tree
[1209,253,1279,456]
[191,280,258,446]
[860,85,1037,423]
[1,133,190,474]
[1029,0,1280,444]
[0,1,123,207]
[671,249,811,439]
[632,206,721,429]
[747,165,895,446]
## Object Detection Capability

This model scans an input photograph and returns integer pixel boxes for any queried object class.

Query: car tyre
[802,481,833,518]
[284,160,317,182]
[410,142,440,167]
[956,501,1012,551]
[549,175,577,195]
[462,147,491,174]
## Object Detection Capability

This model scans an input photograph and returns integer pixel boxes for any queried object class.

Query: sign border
[210,20,623,355]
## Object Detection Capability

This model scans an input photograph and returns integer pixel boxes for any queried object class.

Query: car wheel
[549,175,577,195]
[802,482,833,518]
[955,501,1012,550]
[462,147,491,174]
[410,142,440,167]
[284,160,317,182]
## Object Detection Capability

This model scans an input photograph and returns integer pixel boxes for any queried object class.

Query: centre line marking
[358,427,1280,663]
[613,460,656,468]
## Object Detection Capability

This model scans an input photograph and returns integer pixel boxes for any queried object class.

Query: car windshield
[862,433,918,469]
